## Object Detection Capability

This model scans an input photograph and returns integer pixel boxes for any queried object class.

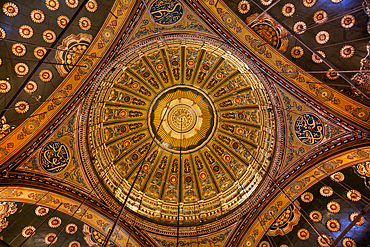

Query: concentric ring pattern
[86,37,277,227]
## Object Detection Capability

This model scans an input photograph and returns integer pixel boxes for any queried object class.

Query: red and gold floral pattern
[326,219,340,232]
[303,0,316,7]
[3,2,18,17]
[347,190,361,201]
[319,186,333,197]
[44,233,57,245]
[39,69,53,82]
[330,172,344,182]
[316,31,330,44]
[35,206,49,216]
[326,68,339,80]
[22,226,35,238]
[65,223,77,234]
[327,201,340,213]
[297,228,309,240]
[65,0,78,8]
[15,101,29,114]
[86,0,97,12]
[259,241,270,247]
[34,47,47,59]
[282,3,295,17]
[45,0,59,11]
[291,46,304,59]
[0,27,6,39]
[48,217,62,228]
[68,241,81,247]
[293,21,306,34]
[24,81,38,94]
[43,30,56,43]
[342,238,356,247]
[341,15,355,29]
[238,1,250,14]
[12,43,26,56]
[312,50,326,63]
[301,192,313,203]
[317,234,332,247]
[19,25,33,39]
[313,10,327,24]
[309,211,322,222]
[331,0,342,3]
[340,45,355,58]
[260,0,273,6]
[30,9,45,23]
[14,63,29,76]
[57,15,69,28]
[0,80,11,93]
[79,17,91,31]
[350,212,364,225]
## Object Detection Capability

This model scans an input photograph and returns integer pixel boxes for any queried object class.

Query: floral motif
[331,0,342,3]
[0,27,6,39]
[79,17,91,31]
[313,10,327,24]
[14,63,29,75]
[24,81,38,94]
[301,192,313,203]
[45,0,59,11]
[57,15,69,28]
[282,3,295,17]
[35,206,49,216]
[319,186,333,197]
[261,0,273,6]
[316,31,329,44]
[259,241,270,247]
[318,234,332,247]
[350,212,364,225]
[326,219,340,231]
[303,0,316,7]
[3,2,18,17]
[15,101,29,114]
[66,223,77,234]
[341,14,355,28]
[340,45,355,58]
[30,9,45,23]
[65,0,78,8]
[48,217,62,228]
[86,0,97,12]
[309,211,322,222]
[221,12,237,29]
[19,25,33,39]
[44,233,57,245]
[297,228,309,240]
[43,30,56,43]
[39,69,53,82]
[0,80,11,93]
[12,43,26,56]
[238,1,250,14]
[293,21,306,34]
[68,241,81,247]
[326,68,339,80]
[34,47,47,59]
[22,226,35,238]
[342,238,356,247]
[291,46,304,58]
[312,50,326,63]
[327,201,340,213]
[347,190,361,201]
[330,172,344,182]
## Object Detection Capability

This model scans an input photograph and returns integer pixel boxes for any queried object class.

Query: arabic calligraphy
[150,0,184,25]
[40,141,70,173]
[294,114,324,145]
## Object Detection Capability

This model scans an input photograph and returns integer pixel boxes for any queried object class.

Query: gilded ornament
[313,10,327,24]
[317,234,332,247]
[301,192,313,203]
[57,15,69,28]
[86,0,97,12]
[43,30,56,43]
[326,68,339,80]
[30,9,45,23]
[330,172,344,182]
[238,1,250,14]
[340,45,355,58]
[48,217,62,228]
[15,101,29,114]
[24,81,38,93]
[293,21,306,34]
[12,43,26,56]
[327,201,340,213]
[65,0,78,8]
[0,27,6,40]
[22,226,35,238]
[45,0,59,11]
[35,206,49,216]
[0,80,11,93]
[350,212,364,225]
[34,47,47,59]
[260,0,273,6]
[342,238,356,247]
[309,211,322,222]
[294,114,323,145]
[44,233,57,245]
[347,190,361,201]
[259,241,270,247]
[303,0,316,7]
[326,219,340,232]
[19,25,34,39]
[316,31,330,44]
[297,228,309,240]
[0,58,2,66]
[312,50,325,63]
[40,141,70,173]
[319,186,333,197]
[331,0,342,3]
[341,15,355,29]
[3,2,18,17]
[290,46,304,59]
[149,0,184,25]
[14,62,29,76]
[68,241,81,247]
[282,3,295,17]
[39,69,53,82]
[79,17,91,31]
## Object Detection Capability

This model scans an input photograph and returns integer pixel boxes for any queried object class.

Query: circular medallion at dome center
[148,85,216,153]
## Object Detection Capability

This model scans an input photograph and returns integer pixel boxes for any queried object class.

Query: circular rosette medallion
[294,114,324,145]
[40,141,70,173]
[148,85,217,153]
[149,0,184,25]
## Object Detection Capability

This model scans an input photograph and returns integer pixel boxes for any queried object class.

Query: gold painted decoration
[19,25,33,39]
[313,10,327,24]
[350,212,364,225]
[48,217,62,228]
[331,0,342,3]
[259,241,270,247]
[79,17,91,30]
[309,211,322,222]
[317,234,332,247]
[65,0,78,8]
[330,172,344,182]
[260,0,272,6]
[45,0,59,11]
[340,45,355,58]
[316,31,330,44]
[0,27,5,39]
[86,0,97,12]
[43,30,56,43]
[342,238,356,247]
[341,14,355,29]
[291,46,304,59]
[44,233,57,245]
[35,206,49,216]
[312,50,325,63]
[267,203,301,236]
[34,47,47,59]
[293,21,306,34]
[297,228,309,240]
[238,1,250,14]
[24,81,38,94]
[15,101,29,114]
[39,69,53,82]
[347,190,361,201]
[12,43,26,56]
[319,186,333,197]
[326,219,340,232]
[14,62,29,75]
[3,2,18,17]
[65,223,77,234]
[326,68,339,80]
[22,226,35,238]
[30,9,45,23]
[57,15,69,28]
[40,141,70,173]
[282,3,295,17]
[327,201,340,213]
[0,80,11,93]
[303,0,316,7]
[68,241,81,247]
[301,192,313,203]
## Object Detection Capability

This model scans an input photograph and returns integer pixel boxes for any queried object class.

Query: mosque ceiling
[0,0,369,247]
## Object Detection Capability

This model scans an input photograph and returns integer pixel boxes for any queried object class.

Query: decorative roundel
[43,30,56,43]
[260,0,273,6]
[238,1,250,14]
[330,172,344,182]
[48,217,62,228]
[326,68,339,80]
[65,223,77,234]
[24,81,38,94]
[39,69,53,82]
[12,43,26,56]
[280,245,288,247]
[30,9,45,23]
[79,17,91,31]
[57,15,69,28]
[3,2,18,17]
[0,27,6,39]
[293,21,307,34]
[340,45,355,58]
[35,206,49,216]
[0,58,2,66]
[312,50,326,63]
[341,14,355,29]
[317,234,332,247]
[313,10,328,24]
[297,228,309,240]
[65,0,78,8]
[327,201,340,213]
[68,241,81,247]
[331,0,342,3]
[44,233,58,245]
[309,211,322,222]
[350,212,364,225]
[86,0,97,12]
[46,0,59,11]
[0,80,11,93]
[14,63,29,76]
[282,3,295,17]
[303,0,316,7]
[15,101,29,114]
[199,172,207,180]
[22,226,36,238]
[342,238,356,247]
[291,46,304,59]
[326,219,340,232]
[316,31,330,44]
[169,175,177,183]
[34,47,47,59]
[259,241,270,247]
[19,25,34,39]
[319,186,333,197]
[301,192,313,203]
[347,190,361,201]
[184,175,192,184]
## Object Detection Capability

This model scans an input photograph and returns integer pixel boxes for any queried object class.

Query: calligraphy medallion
[149,0,184,25]
[294,113,324,145]
[40,141,70,173]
